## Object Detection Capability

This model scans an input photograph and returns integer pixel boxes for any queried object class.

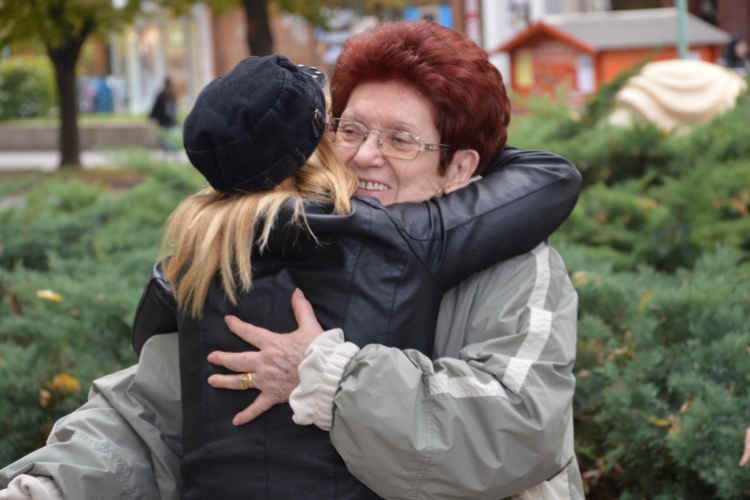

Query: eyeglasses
[326,118,450,160]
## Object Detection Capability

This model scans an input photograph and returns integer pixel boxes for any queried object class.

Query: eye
[339,122,364,136]
[387,131,417,149]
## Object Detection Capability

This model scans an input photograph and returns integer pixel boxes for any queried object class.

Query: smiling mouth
[357,180,391,192]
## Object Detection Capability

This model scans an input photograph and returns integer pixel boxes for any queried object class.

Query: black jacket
[132,146,581,500]
[149,91,177,128]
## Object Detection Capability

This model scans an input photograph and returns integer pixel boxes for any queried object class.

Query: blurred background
[1,1,750,499]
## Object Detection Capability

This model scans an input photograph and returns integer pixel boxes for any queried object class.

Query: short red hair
[331,20,510,175]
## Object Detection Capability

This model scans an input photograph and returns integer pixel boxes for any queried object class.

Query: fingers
[207,350,260,373]
[233,392,276,426]
[224,315,274,348]
[740,426,750,467]
[208,372,253,391]
[291,288,323,333]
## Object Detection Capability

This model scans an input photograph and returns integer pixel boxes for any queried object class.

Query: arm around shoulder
[385,146,581,290]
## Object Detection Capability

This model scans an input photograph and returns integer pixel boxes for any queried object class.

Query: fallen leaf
[667,414,682,436]
[36,290,62,303]
[637,291,653,312]
[39,389,52,408]
[680,399,695,414]
[647,415,671,427]
[730,199,748,216]
[638,198,658,211]
[51,373,80,394]
[668,421,681,436]
[572,271,603,288]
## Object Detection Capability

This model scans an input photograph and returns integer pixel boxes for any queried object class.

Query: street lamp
[676,0,689,59]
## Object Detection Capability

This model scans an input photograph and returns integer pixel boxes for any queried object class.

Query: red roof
[491,22,597,55]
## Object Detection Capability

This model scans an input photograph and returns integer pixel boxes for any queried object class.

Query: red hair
[331,20,510,175]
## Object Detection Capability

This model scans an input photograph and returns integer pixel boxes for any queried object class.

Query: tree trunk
[243,0,274,56]
[49,43,83,168]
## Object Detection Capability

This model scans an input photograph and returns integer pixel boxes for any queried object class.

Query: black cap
[183,55,328,194]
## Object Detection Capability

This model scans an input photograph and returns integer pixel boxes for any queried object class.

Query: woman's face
[736,41,749,59]
[334,81,472,207]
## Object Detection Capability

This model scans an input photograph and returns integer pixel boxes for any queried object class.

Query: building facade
[495,8,729,102]
[109,4,328,116]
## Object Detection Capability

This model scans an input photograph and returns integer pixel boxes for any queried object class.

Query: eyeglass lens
[328,119,422,160]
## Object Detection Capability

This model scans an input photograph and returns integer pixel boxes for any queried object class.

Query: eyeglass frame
[326,118,450,161]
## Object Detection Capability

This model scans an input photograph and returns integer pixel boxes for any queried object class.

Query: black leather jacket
[132,146,581,499]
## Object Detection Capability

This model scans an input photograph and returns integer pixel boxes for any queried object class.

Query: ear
[443,149,480,195]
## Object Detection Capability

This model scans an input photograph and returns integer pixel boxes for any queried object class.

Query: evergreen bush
[511,76,750,497]
[0,159,204,465]
[563,244,750,498]
[0,57,56,120]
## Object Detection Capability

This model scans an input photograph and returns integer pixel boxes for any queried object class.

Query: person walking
[149,77,178,153]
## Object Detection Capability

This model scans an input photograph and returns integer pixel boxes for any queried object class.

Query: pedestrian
[149,77,178,152]
[719,35,750,76]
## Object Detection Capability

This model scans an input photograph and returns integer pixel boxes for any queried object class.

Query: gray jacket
[0,245,583,500]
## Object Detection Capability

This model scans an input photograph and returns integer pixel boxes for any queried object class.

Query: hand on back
[207,289,324,425]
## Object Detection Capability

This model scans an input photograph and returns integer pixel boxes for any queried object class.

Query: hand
[207,289,324,426]
[740,425,750,467]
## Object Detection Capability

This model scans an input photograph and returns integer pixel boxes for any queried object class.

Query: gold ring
[239,372,254,390]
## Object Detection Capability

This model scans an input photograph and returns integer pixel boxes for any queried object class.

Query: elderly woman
[1,21,583,500]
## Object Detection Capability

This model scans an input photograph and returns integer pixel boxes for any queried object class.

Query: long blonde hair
[161,138,357,318]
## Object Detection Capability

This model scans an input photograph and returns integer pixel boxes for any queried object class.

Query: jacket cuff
[290,329,360,431]
[0,475,63,500]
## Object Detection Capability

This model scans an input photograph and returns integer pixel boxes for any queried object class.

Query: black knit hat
[183,55,328,194]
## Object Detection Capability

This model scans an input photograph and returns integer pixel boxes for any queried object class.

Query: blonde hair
[161,138,358,318]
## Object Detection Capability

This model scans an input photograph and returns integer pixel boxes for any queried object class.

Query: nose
[351,132,387,169]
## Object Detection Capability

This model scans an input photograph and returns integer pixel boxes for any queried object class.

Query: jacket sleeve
[309,243,579,499]
[383,147,581,291]
[0,334,183,500]
[132,261,178,356]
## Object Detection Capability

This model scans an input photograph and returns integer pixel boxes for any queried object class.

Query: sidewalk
[0,150,188,172]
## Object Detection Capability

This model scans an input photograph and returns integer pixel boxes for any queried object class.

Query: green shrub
[509,67,750,498]
[554,159,750,271]
[563,244,750,499]
[510,77,750,188]
[0,160,205,465]
[0,57,56,120]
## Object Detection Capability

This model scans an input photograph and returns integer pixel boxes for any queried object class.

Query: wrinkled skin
[208,289,323,425]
